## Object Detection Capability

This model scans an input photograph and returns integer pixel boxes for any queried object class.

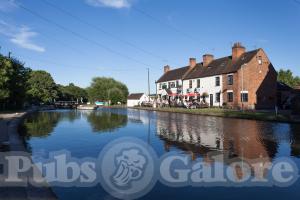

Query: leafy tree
[57,83,87,103]
[0,54,30,109]
[108,88,124,105]
[26,70,58,104]
[87,77,128,104]
[278,69,300,88]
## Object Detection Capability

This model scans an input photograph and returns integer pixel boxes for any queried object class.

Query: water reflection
[22,112,63,138]
[87,111,128,133]
[21,109,300,199]
[22,110,128,138]
[155,112,284,179]
[291,124,300,157]
[156,112,281,160]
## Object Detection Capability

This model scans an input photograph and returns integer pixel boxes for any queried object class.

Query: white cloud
[0,21,45,52]
[86,0,134,9]
[0,0,17,12]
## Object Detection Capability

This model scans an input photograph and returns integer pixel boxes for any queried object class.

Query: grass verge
[128,107,296,123]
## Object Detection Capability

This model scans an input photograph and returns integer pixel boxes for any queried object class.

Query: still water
[21,108,300,200]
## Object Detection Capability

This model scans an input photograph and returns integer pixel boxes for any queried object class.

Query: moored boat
[77,105,98,110]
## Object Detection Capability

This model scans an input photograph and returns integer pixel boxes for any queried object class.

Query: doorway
[210,94,213,107]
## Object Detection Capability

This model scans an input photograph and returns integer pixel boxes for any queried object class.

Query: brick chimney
[164,65,170,73]
[189,58,197,69]
[232,42,246,63]
[203,54,214,67]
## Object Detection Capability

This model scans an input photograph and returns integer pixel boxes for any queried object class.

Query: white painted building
[182,75,223,107]
[127,93,149,107]
[155,42,277,109]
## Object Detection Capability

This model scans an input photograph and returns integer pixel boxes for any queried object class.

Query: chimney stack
[189,58,197,69]
[164,65,170,73]
[203,54,214,67]
[232,42,246,63]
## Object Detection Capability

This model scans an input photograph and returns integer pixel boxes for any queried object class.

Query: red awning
[185,93,200,97]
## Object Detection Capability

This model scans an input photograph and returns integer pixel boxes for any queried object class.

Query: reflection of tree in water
[60,111,81,123]
[22,112,62,138]
[22,111,81,138]
[87,111,128,133]
[291,124,300,157]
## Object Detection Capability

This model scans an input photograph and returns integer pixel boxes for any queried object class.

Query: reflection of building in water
[156,112,279,180]
[127,109,151,124]
[291,124,300,157]
[157,112,224,150]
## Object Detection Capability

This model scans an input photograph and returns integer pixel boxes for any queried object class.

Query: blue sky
[0,0,300,93]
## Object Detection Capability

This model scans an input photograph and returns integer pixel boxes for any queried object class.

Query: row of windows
[160,74,235,90]
[189,77,221,89]
[159,81,181,89]
[227,92,248,102]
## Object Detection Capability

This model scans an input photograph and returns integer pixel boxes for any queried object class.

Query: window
[162,84,167,89]
[227,92,233,102]
[170,82,176,88]
[258,56,262,65]
[241,92,248,102]
[227,75,233,85]
[215,77,220,86]
[197,79,201,88]
[176,80,179,87]
[159,83,162,89]
[216,92,221,103]
[189,80,193,88]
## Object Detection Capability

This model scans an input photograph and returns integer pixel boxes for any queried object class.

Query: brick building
[156,42,277,109]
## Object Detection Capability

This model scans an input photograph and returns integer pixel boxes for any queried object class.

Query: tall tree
[26,70,58,104]
[278,69,300,87]
[57,83,87,103]
[87,77,128,104]
[0,54,30,109]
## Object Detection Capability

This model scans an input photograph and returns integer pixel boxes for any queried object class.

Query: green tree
[57,83,87,103]
[108,88,124,105]
[0,54,30,109]
[87,77,128,104]
[26,70,58,104]
[278,69,300,88]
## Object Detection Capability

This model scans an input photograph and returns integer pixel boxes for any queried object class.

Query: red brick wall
[223,49,277,110]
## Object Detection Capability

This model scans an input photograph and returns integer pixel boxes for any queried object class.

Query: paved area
[0,112,57,200]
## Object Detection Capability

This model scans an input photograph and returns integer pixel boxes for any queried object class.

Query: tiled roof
[127,93,144,100]
[156,49,260,83]
[156,66,190,83]
[184,49,260,80]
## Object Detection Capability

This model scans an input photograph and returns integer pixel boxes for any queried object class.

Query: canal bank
[128,106,300,124]
[0,109,57,200]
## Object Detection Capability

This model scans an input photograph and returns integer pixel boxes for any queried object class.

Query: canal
[21,108,300,200]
